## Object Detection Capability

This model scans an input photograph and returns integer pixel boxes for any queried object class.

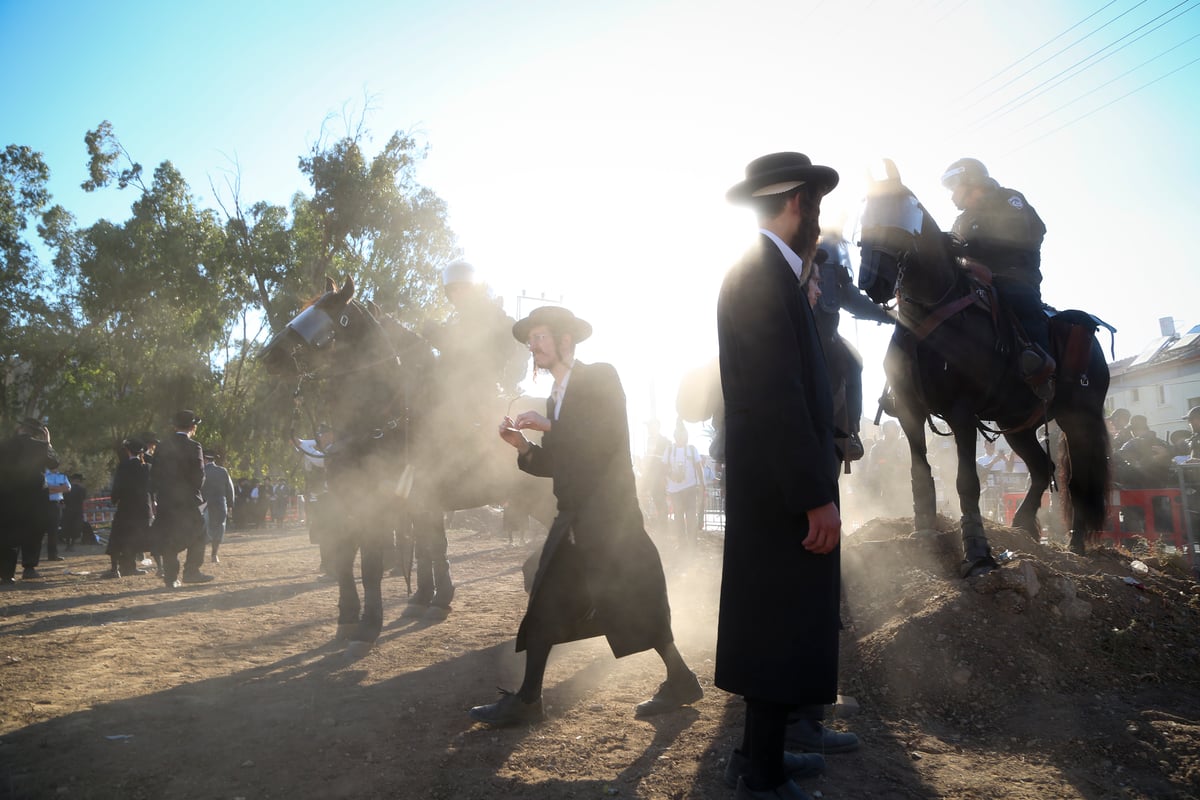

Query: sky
[4,0,1199,453]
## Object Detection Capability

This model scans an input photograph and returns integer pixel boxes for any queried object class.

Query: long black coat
[715,234,842,706]
[109,457,153,556]
[151,432,205,552]
[0,434,57,547]
[516,361,673,658]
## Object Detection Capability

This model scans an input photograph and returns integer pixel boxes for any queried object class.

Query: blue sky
[4,0,1199,441]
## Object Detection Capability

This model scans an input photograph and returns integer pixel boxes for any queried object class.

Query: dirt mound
[840,517,1200,797]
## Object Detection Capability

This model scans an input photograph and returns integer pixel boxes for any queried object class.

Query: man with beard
[151,411,212,588]
[717,153,847,799]
[468,305,702,727]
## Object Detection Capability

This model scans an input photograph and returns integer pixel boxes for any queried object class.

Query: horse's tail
[1057,401,1112,543]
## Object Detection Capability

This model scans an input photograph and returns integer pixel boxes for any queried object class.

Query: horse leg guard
[430,560,455,609]
[959,514,997,578]
[1068,529,1087,556]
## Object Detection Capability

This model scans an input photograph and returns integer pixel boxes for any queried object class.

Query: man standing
[202,452,235,563]
[717,153,845,799]
[152,410,213,588]
[469,305,702,727]
[41,465,71,563]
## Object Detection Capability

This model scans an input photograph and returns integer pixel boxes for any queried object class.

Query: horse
[260,276,555,652]
[855,160,1110,576]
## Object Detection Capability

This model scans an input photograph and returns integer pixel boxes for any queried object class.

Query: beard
[790,192,823,283]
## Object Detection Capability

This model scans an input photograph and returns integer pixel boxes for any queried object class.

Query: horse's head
[855,159,956,307]
[259,276,379,376]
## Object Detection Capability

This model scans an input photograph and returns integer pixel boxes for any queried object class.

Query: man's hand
[498,416,531,454]
[802,501,841,554]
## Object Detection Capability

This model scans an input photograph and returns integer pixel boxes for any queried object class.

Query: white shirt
[663,444,702,493]
[759,228,807,283]
[550,362,575,421]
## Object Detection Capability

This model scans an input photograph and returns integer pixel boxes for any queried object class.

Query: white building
[1106,319,1200,440]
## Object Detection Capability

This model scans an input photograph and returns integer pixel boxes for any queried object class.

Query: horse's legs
[947,417,996,578]
[333,534,362,640]
[896,407,936,534]
[423,509,454,608]
[354,530,384,643]
[1006,427,1050,542]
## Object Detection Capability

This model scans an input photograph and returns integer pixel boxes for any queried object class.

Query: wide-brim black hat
[171,409,202,428]
[512,305,592,344]
[726,152,839,205]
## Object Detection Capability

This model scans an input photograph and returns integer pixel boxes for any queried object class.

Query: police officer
[941,158,1050,399]
[813,231,895,458]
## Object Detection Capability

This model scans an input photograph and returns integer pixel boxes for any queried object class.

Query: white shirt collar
[759,228,806,282]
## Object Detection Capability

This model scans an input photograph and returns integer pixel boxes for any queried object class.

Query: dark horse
[856,161,1110,576]
[260,277,555,652]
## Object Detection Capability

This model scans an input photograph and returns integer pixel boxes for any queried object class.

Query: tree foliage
[1,117,459,490]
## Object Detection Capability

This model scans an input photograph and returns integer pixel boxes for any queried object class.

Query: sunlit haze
[5,0,1198,454]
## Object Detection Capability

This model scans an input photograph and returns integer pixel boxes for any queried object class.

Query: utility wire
[955,0,1125,103]
[1016,31,1200,130]
[962,0,1150,112]
[971,0,1200,129]
[1004,53,1200,154]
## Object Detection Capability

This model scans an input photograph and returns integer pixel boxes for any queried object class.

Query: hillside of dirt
[1,512,1198,799]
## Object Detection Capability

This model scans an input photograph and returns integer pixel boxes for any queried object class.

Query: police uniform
[951,184,1048,350]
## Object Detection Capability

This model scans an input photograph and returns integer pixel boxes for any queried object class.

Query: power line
[955,0,1126,104]
[962,0,1150,112]
[1003,53,1200,154]
[1015,30,1200,131]
[970,0,1200,129]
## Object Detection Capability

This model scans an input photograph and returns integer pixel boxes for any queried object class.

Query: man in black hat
[468,305,703,728]
[717,153,851,800]
[941,158,1051,401]
[0,420,58,585]
[151,410,213,587]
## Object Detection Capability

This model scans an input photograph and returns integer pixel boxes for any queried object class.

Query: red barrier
[83,496,116,529]
[1004,488,1186,549]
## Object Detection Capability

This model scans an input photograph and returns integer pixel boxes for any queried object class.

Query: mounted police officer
[941,158,1051,401]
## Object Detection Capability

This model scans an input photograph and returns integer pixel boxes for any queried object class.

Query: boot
[1019,347,1056,404]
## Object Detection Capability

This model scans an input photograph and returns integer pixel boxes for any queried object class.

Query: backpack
[666,446,693,484]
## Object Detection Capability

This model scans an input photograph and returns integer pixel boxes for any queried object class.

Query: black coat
[715,235,842,706]
[516,361,673,658]
[0,434,58,545]
[151,432,205,551]
[109,457,152,555]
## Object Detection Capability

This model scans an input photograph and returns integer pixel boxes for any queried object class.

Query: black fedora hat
[512,306,592,344]
[726,152,839,205]
[171,409,202,428]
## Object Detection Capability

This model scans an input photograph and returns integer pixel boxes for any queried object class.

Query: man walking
[469,305,702,726]
[152,410,213,588]
[202,452,235,563]
[716,153,845,799]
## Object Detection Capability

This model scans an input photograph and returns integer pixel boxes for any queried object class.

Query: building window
[1131,387,1139,402]
[1157,384,1167,406]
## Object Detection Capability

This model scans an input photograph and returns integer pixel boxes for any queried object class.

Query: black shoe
[102,569,121,579]
[724,749,825,789]
[635,670,703,717]
[181,572,215,584]
[846,432,865,462]
[21,568,41,580]
[1,577,15,586]
[734,776,814,800]
[48,555,66,562]
[784,718,860,754]
[468,689,544,727]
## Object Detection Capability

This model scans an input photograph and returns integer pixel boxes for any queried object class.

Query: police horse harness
[856,161,1110,577]
[261,277,555,653]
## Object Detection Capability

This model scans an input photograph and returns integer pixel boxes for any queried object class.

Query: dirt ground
[2,511,1199,800]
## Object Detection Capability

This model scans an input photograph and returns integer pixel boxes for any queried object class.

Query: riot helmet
[940,158,993,191]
